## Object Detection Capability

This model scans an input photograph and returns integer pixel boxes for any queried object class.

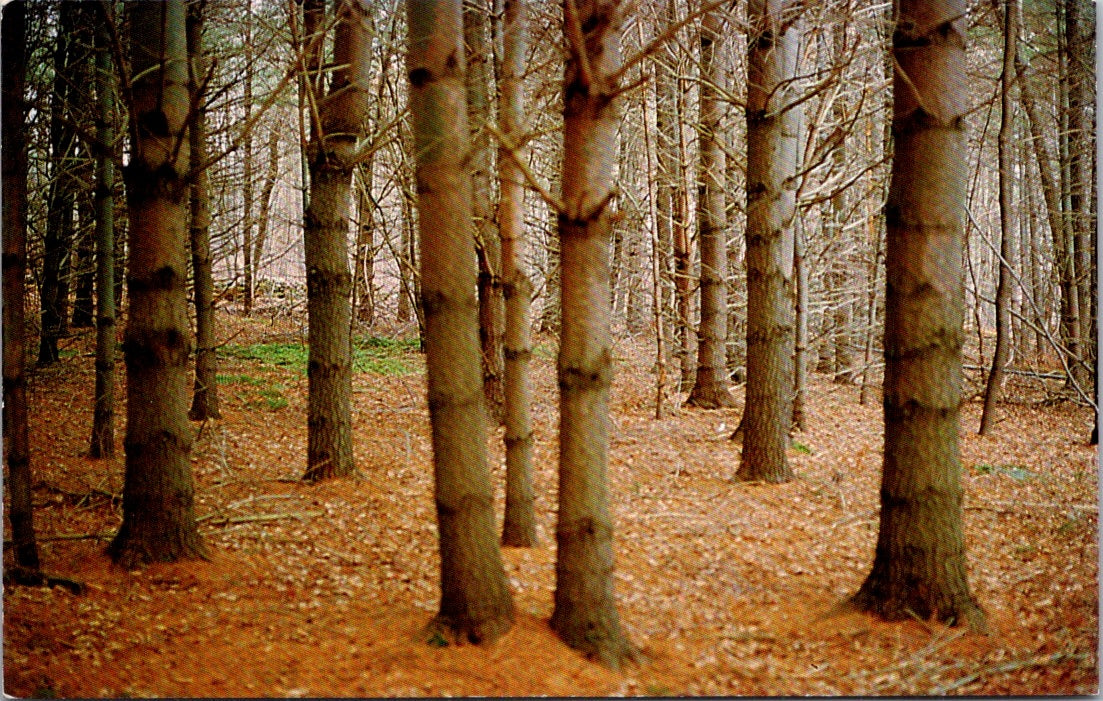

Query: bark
[979,0,1017,436]
[3,0,40,571]
[466,0,506,425]
[737,0,800,483]
[254,126,280,292]
[551,0,637,670]
[1065,0,1093,388]
[302,0,369,482]
[686,7,735,409]
[109,0,208,568]
[498,0,537,548]
[673,71,694,391]
[407,0,514,644]
[850,0,985,631]
[187,0,220,422]
[90,0,117,457]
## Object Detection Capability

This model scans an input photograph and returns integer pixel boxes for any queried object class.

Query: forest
[1,0,1097,696]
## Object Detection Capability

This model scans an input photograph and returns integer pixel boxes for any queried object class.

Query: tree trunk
[302,0,366,482]
[3,0,40,572]
[849,0,985,631]
[465,0,506,425]
[241,5,256,316]
[187,0,220,422]
[498,0,537,548]
[407,0,514,644]
[90,0,117,457]
[979,0,1017,436]
[253,126,280,292]
[737,0,801,483]
[686,7,736,409]
[109,0,208,568]
[551,0,637,670]
[1017,51,1080,392]
[38,1,80,366]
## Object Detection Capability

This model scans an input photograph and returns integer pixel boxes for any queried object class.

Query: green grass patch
[216,373,267,387]
[972,463,1034,481]
[790,440,813,455]
[220,336,421,376]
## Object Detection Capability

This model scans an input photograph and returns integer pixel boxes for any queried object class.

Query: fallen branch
[199,510,323,528]
[931,651,1092,695]
[4,531,114,545]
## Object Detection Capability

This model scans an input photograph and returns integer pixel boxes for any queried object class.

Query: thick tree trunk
[849,0,985,631]
[407,0,514,644]
[686,8,735,409]
[980,0,1017,436]
[109,0,207,568]
[302,0,366,482]
[551,0,637,670]
[187,0,220,422]
[90,0,117,457]
[3,0,40,572]
[737,0,801,483]
[498,0,537,548]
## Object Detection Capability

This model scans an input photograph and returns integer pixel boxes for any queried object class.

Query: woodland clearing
[3,311,1098,697]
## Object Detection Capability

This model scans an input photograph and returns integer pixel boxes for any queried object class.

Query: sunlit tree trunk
[849,0,986,631]
[90,0,118,456]
[980,0,1017,436]
[187,0,220,422]
[737,0,801,483]
[407,0,515,643]
[302,0,368,482]
[498,0,537,548]
[686,7,735,409]
[108,0,208,568]
[3,0,39,573]
[551,0,637,670]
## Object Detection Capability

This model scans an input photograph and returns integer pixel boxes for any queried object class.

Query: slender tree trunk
[90,0,117,457]
[254,126,280,289]
[241,6,256,316]
[551,0,637,670]
[673,72,694,391]
[465,0,506,425]
[686,7,735,409]
[792,215,808,431]
[498,0,537,548]
[737,0,801,483]
[187,0,220,422]
[980,0,1017,436]
[354,166,376,326]
[109,0,208,568]
[38,1,80,366]
[3,0,40,573]
[302,0,367,482]
[407,0,515,644]
[1017,52,1080,389]
[1065,0,1093,388]
[849,0,985,631]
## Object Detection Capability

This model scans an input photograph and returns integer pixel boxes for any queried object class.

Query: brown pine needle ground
[4,313,1097,696]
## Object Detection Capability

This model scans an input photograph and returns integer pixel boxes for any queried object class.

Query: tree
[37,1,81,366]
[466,0,506,425]
[979,0,1017,436]
[407,0,515,644]
[301,0,368,482]
[848,0,986,631]
[108,0,208,568]
[498,0,538,548]
[90,0,118,457]
[187,0,221,422]
[737,0,801,483]
[3,0,40,574]
[551,0,637,669]
[685,6,736,409]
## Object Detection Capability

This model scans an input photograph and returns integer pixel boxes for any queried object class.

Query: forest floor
[4,310,1098,697]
